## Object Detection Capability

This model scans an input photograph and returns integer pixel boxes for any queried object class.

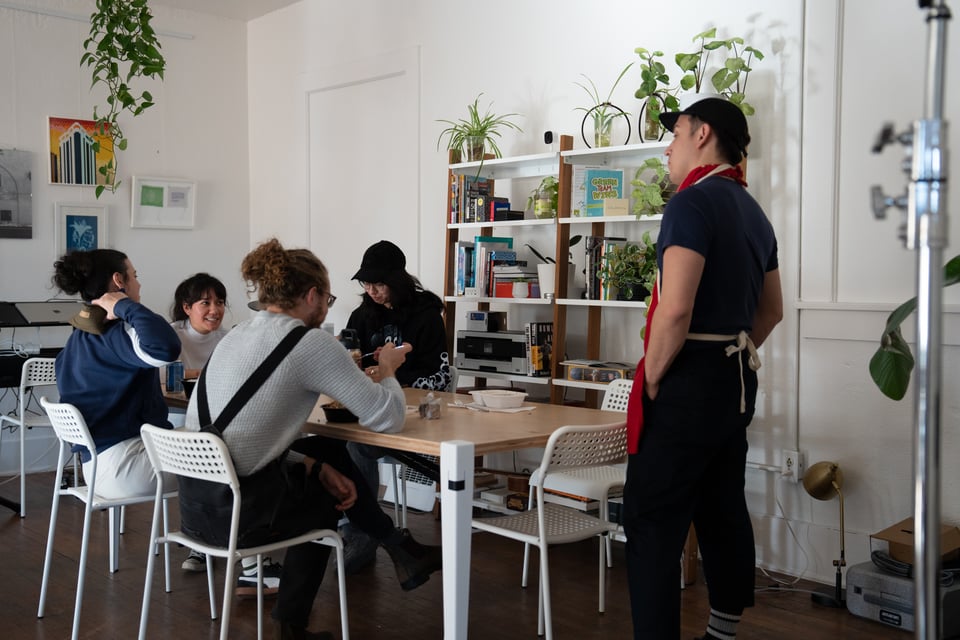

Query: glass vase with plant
[675,28,764,115]
[436,94,523,162]
[526,176,559,219]
[574,63,634,148]
[633,48,680,141]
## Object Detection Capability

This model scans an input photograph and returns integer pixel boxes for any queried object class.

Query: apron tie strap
[686,330,760,413]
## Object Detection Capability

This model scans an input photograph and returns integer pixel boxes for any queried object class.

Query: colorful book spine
[583,169,624,217]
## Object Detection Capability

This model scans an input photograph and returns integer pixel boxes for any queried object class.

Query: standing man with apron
[623,94,784,640]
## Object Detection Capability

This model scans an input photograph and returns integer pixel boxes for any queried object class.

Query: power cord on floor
[756,472,810,589]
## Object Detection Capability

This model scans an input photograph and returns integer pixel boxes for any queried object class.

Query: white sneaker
[181,549,206,572]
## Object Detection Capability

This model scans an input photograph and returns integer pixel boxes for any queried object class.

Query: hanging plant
[81,0,166,197]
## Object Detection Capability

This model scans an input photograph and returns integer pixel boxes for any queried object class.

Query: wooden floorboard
[0,471,908,639]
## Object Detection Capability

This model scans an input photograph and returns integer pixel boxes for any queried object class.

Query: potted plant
[597,232,657,302]
[574,63,634,148]
[675,28,764,115]
[437,94,523,162]
[633,48,680,141]
[630,157,673,218]
[526,237,583,298]
[870,254,960,400]
[526,176,559,219]
[82,0,166,197]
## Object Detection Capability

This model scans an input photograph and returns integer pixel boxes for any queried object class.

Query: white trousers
[82,436,174,500]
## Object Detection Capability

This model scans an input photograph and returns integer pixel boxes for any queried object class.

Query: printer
[455,330,527,375]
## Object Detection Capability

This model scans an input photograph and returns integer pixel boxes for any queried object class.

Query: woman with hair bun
[51,249,181,499]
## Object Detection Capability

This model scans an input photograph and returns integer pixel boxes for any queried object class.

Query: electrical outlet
[781,449,803,482]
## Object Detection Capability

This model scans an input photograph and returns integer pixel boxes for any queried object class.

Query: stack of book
[449,174,494,223]
[524,322,553,377]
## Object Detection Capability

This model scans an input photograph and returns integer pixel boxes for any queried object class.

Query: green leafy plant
[82,0,165,197]
[675,28,764,116]
[870,254,960,400]
[436,94,522,162]
[597,232,657,301]
[633,48,680,141]
[526,176,559,219]
[574,63,634,147]
[630,157,672,218]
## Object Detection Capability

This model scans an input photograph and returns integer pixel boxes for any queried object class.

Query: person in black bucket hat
[352,240,407,283]
[342,240,452,574]
[622,92,783,639]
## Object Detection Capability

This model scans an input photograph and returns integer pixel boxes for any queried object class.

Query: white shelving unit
[442,137,668,404]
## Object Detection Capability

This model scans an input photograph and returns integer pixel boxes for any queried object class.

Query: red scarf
[624,164,747,453]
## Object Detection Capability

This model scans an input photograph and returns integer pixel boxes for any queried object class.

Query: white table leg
[440,440,475,640]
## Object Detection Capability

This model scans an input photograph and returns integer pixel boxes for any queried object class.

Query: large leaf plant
[82,0,165,197]
[870,254,960,400]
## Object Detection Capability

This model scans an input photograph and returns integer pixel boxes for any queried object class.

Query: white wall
[0,1,252,475]
[248,0,960,586]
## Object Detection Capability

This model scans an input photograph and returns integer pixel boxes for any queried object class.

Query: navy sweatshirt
[55,298,181,461]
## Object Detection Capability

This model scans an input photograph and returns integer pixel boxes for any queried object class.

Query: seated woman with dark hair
[170,272,228,379]
[51,249,181,499]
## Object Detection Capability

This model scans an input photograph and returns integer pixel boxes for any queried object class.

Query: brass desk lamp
[803,461,846,607]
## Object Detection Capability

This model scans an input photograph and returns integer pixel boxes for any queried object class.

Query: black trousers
[623,345,758,639]
[270,436,397,627]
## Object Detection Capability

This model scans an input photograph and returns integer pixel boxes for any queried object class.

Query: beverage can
[167,361,184,393]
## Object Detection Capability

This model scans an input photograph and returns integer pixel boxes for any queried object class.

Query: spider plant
[436,94,522,162]
[574,62,634,147]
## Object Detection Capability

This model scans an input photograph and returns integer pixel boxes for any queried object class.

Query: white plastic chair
[37,398,173,640]
[522,378,632,583]
[0,357,57,517]
[472,422,627,640]
[138,424,349,640]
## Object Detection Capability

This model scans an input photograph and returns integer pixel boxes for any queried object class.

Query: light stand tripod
[870,2,951,638]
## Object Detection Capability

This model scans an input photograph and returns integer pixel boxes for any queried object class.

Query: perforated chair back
[600,378,633,413]
[537,422,628,482]
[0,357,58,516]
[138,424,349,640]
[40,399,95,452]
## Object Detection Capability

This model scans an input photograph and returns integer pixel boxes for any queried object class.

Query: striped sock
[705,608,741,640]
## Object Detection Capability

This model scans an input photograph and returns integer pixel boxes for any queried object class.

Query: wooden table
[304,388,625,639]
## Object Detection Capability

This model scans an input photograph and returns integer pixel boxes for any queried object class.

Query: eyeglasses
[360,281,388,291]
[323,292,337,307]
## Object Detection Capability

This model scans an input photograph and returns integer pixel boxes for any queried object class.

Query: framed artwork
[130,176,196,229]
[48,116,114,186]
[55,202,108,255]
[0,148,34,239]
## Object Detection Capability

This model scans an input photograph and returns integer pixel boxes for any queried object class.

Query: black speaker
[543,131,554,145]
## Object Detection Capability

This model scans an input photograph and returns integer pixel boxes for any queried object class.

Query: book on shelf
[473,236,513,297]
[524,321,553,377]
[455,240,475,295]
[583,168,625,217]
[584,235,626,300]
[486,196,510,222]
[571,164,602,217]
[451,174,494,223]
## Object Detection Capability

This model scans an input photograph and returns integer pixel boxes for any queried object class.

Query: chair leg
[38,455,66,618]
[538,540,554,640]
[139,490,165,640]
[71,498,96,640]
[389,462,400,524]
[598,533,606,613]
[399,464,408,529]
[256,553,265,640]
[332,538,350,640]
[120,504,126,534]
[521,491,535,588]
[600,498,612,568]
[108,506,120,573]
[219,550,238,640]
[206,554,217,619]
[162,498,171,592]
[19,418,26,518]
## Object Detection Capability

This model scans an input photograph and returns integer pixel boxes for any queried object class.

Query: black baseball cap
[352,240,406,282]
[659,93,750,160]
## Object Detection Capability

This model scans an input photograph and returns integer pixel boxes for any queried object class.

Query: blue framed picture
[55,202,108,255]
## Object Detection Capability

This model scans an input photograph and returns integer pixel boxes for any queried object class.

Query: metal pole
[913,2,950,638]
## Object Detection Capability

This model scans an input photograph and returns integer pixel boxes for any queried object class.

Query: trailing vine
[81,0,165,197]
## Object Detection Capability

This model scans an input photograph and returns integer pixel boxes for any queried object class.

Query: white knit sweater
[184,311,405,476]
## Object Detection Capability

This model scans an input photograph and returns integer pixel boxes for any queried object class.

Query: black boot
[271,620,333,640]
[381,528,443,591]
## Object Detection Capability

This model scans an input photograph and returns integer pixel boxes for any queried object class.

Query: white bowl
[469,389,527,409]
